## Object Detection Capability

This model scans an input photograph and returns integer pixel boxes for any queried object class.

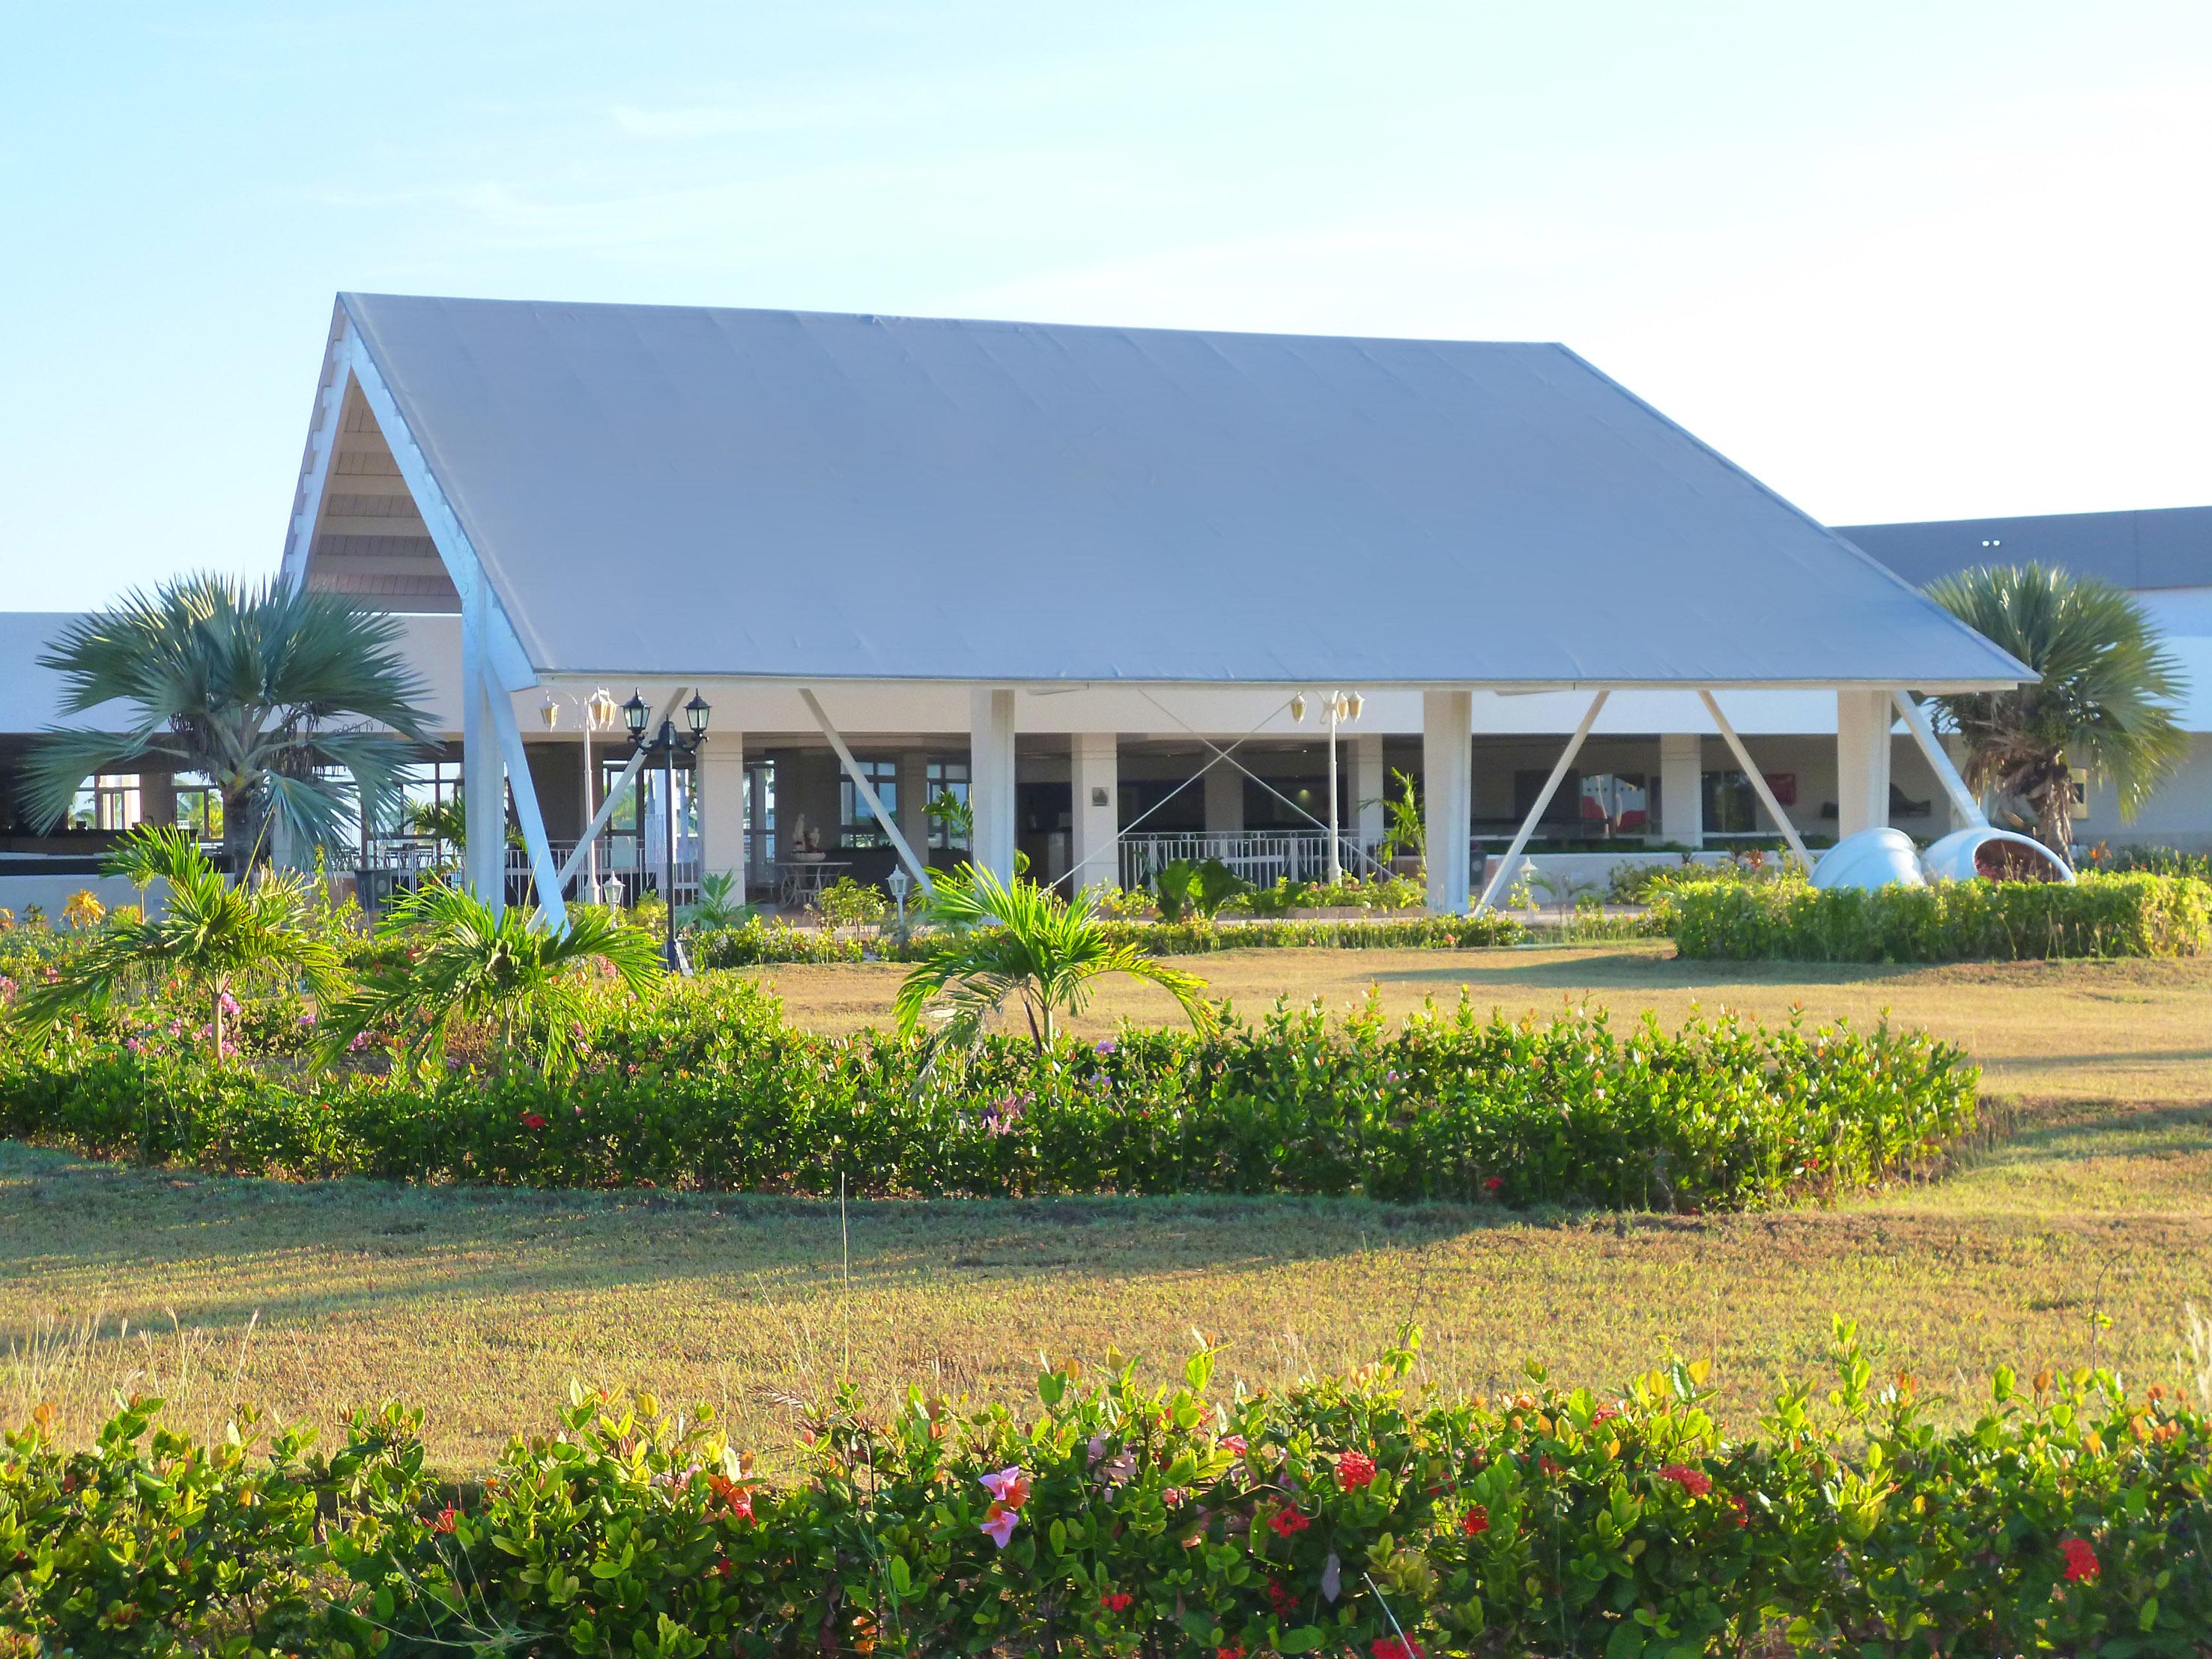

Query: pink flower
[1219,1434,1248,1457]
[978,1502,1019,1548]
[979,1466,1031,1510]
[1657,1464,1712,1498]
[1336,1450,1377,1490]
[2059,1537,2099,1582]
[1161,1486,1189,1507]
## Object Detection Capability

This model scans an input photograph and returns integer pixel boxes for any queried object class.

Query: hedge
[1666,871,2212,962]
[690,913,1528,969]
[6,1326,2207,1657]
[0,983,1975,1210]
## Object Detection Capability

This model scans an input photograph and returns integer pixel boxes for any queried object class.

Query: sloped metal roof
[1840,506,2212,592]
[338,293,2030,688]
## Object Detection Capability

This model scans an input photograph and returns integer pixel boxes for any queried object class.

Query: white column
[695,737,747,888]
[1421,690,1473,913]
[1835,688,1894,839]
[459,615,505,909]
[1070,733,1119,892]
[1659,733,1703,849]
[1351,733,1385,859]
[1203,759,1244,833]
[897,750,932,867]
[748,765,772,888]
[969,687,1017,883]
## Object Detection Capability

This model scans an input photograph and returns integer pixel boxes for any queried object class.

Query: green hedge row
[690,913,1527,968]
[7,1327,2206,1657]
[1665,872,2212,962]
[0,983,1975,1209]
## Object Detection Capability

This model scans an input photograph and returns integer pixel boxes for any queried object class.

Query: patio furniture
[777,858,852,909]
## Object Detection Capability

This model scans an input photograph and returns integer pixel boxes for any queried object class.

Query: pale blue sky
[4,1,2209,609]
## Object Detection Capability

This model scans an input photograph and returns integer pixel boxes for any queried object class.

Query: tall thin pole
[661,722,679,971]
[1325,695,1342,885]
[581,713,597,902]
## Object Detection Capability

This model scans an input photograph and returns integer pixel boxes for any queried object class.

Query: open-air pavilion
[276,292,2031,925]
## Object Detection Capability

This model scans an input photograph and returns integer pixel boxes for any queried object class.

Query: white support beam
[1069,733,1119,892]
[1475,689,1608,912]
[556,688,688,888]
[695,738,748,889]
[1658,732,1703,848]
[1891,689,1988,829]
[488,687,569,933]
[460,593,506,907]
[1698,690,1814,870]
[1351,733,1385,858]
[801,689,934,895]
[1834,688,1895,840]
[1421,690,1474,913]
[969,687,1018,884]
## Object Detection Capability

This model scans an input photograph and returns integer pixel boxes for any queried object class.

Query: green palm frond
[895,867,1216,1055]
[6,827,342,1054]
[25,574,436,866]
[1928,564,2190,847]
[320,881,663,1078]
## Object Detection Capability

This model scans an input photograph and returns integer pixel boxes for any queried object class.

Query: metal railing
[1116,830,1379,892]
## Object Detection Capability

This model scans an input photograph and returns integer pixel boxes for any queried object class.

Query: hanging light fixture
[1346,692,1364,721]
[587,686,619,730]
[622,691,649,738]
[685,691,712,736]
[539,695,560,730]
[1289,693,1308,723]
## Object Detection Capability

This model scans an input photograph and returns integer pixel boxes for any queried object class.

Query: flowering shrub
[1666,871,2212,962]
[0,981,1975,1208]
[4,1324,2208,1655]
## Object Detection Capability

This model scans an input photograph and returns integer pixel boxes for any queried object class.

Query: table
[776,859,852,909]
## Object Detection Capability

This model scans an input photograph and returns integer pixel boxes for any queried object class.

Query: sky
[4,1,2210,610]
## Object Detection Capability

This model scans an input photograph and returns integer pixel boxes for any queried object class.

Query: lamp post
[623,690,712,971]
[1292,689,1364,885]
[539,686,622,903]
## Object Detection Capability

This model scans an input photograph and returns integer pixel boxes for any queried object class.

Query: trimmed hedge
[1667,871,2212,962]
[0,983,1975,1209]
[5,1327,2207,1656]
[690,913,1528,969]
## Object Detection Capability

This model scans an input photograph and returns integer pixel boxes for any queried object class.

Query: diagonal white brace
[1475,689,1608,913]
[1891,689,1988,829]
[800,689,933,895]
[487,687,569,933]
[1699,690,1815,870]
[557,689,688,890]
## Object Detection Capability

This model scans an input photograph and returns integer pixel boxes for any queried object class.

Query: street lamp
[540,686,622,903]
[624,689,710,971]
[1292,689,1363,885]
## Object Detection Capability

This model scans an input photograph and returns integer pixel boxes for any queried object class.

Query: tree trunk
[222,786,262,879]
[211,976,227,1061]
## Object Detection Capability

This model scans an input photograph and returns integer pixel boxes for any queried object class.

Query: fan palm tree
[6,825,344,1058]
[319,880,663,1078]
[1927,564,2188,851]
[25,574,437,871]
[894,866,1216,1051]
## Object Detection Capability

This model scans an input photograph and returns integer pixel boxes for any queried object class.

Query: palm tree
[25,574,437,872]
[319,880,662,1078]
[1927,564,2189,851]
[894,866,1216,1051]
[6,825,344,1058]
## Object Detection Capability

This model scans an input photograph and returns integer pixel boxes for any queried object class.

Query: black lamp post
[623,690,711,970]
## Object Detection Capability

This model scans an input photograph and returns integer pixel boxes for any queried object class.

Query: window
[67,774,141,831]
[173,774,224,841]
[1578,772,1649,835]
[925,759,970,849]
[839,759,900,848]
[1702,769,1760,834]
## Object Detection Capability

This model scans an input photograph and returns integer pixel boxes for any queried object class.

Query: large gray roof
[339,293,2029,688]
[1840,506,2212,592]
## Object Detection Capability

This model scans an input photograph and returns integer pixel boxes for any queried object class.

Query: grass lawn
[3,944,2208,1473]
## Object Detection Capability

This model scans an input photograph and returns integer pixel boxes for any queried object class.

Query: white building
[25,293,2195,917]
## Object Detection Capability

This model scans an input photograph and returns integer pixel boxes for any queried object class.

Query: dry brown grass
[1,944,2207,1473]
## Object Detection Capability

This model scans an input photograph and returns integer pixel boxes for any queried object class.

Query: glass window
[1702,769,1760,834]
[925,759,970,849]
[67,774,141,831]
[838,759,900,848]
[173,773,224,841]
[1578,772,1649,835]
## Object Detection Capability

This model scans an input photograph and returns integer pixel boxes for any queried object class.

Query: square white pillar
[896,750,932,867]
[1421,690,1473,913]
[1070,733,1119,891]
[1659,733,1703,849]
[1835,689,1894,839]
[969,687,1018,882]
[747,765,772,886]
[1202,759,1244,833]
[1351,733,1385,858]
[695,737,747,886]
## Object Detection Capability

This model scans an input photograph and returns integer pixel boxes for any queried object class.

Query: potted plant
[1371,768,1425,879]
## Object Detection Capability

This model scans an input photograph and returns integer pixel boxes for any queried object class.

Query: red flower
[1592,1404,1620,1424]
[1483,1176,1505,1193]
[706,1474,755,1521]
[1657,1463,1712,1497]
[1539,1455,1563,1477]
[1218,1646,1246,1659]
[431,1504,459,1535]
[1336,1450,1377,1490]
[1728,1494,1749,1528]
[1268,1508,1310,1538]
[1266,1577,1296,1616]
[1461,1505,1489,1536]
[712,1559,734,1578]
[1371,1639,1424,1659]
[1099,1592,1134,1613]
[521,1112,548,1130]
[2059,1537,2100,1582]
